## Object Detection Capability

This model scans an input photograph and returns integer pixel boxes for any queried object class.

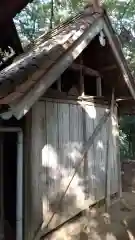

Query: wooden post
[57,77,61,92]
[80,58,85,96]
[0,133,4,240]
[96,77,102,97]
[116,117,122,199]
[105,89,115,211]
[82,106,88,198]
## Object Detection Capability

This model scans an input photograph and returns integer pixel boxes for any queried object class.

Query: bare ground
[43,192,135,240]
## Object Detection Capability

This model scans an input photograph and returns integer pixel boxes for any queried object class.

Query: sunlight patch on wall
[97,140,104,150]
[42,144,58,169]
[79,102,97,119]
[112,114,119,137]
[67,142,83,163]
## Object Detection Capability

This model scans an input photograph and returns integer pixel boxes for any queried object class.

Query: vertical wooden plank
[58,102,69,170]
[69,104,83,165]
[83,104,110,203]
[110,123,114,194]
[98,107,107,200]
[78,104,84,143]
[31,101,46,238]
[82,106,88,200]
[31,103,40,238]
[109,105,118,195]
[93,105,99,201]
[117,129,122,198]
[38,101,47,222]
[24,110,32,240]
[100,106,109,199]
[58,102,70,193]
[93,106,104,201]
[112,106,120,195]
[0,133,4,240]
[80,57,85,96]
[105,91,115,211]
[68,103,86,208]
[43,101,59,221]
[109,105,114,194]
[85,104,95,202]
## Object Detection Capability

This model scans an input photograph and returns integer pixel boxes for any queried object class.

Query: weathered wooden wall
[24,99,118,240]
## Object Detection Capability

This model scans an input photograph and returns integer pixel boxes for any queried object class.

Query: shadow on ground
[43,192,135,240]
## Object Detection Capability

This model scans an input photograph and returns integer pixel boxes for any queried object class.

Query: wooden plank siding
[24,99,118,240]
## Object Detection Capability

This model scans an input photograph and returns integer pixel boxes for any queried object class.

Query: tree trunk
[50,0,54,30]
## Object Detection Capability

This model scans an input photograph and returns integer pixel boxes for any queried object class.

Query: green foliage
[119,116,135,160]
[105,0,135,73]
[14,0,51,44]
[14,0,84,45]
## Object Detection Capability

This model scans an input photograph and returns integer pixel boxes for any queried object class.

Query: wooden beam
[99,65,117,72]
[71,63,102,96]
[71,63,100,77]
[103,20,135,100]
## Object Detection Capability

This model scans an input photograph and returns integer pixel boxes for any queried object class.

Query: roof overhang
[1,10,135,120]
[103,13,135,101]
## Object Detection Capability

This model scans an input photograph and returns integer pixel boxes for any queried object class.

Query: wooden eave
[103,11,135,100]
[0,6,134,119]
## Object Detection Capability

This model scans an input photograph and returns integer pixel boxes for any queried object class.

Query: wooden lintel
[99,65,117,72]
[71,63,100,77]
[80,58,85,96]
[42,89,110,106]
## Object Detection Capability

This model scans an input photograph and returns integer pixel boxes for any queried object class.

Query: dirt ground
[42,192,135,240]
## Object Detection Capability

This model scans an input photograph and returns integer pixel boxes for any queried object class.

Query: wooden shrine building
[0,4,135,240]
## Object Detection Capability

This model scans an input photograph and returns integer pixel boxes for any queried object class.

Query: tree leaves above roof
[14,0,135,73]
